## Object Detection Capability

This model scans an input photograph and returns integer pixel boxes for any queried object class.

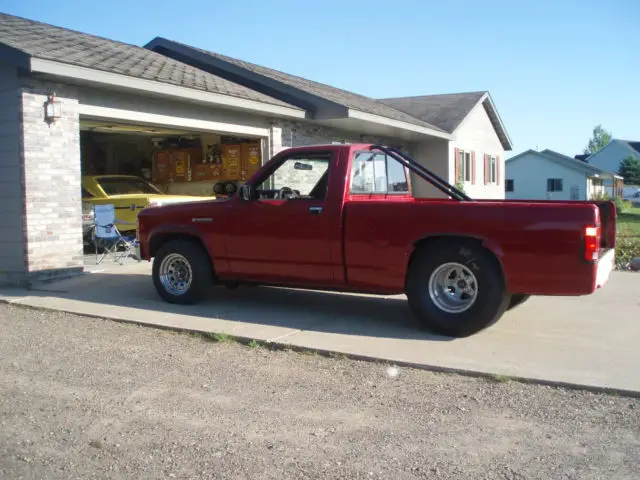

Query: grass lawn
[617,207,640,238]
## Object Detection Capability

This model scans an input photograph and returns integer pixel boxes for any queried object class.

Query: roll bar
[369,145,472,202]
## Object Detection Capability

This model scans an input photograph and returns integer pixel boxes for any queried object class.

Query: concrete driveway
[1,263,639,394]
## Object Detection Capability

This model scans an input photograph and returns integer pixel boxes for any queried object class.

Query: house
[378,92,512,199]
[0,12,512,286]
[582,139,640,192]
[505,149,622,201]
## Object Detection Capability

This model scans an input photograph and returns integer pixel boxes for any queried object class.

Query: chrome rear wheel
[428,262,478,314]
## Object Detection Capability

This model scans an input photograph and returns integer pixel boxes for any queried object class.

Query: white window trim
[488,155,498,184]
[458,150,473,184]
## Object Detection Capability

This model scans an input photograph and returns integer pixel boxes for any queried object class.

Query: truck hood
[100,194,214,207]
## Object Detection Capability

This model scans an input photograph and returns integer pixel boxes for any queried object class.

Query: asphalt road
[1,304,639,480]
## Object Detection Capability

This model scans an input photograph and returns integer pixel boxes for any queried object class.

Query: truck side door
[224,150,335,284]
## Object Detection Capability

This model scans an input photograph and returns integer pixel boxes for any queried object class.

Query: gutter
[347,109,452,141]
[28,58,307,120]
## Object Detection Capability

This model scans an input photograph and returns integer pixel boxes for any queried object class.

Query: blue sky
[2,0,638,156]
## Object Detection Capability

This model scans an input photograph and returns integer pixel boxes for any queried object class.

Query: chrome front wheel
[158,253,193,296]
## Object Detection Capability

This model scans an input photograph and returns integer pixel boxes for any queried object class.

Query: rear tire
[406,240,510,337]
[507,294,530,311]
[152,240,213,304]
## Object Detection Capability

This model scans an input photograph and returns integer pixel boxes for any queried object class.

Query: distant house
[582,139,640,190]
[379,92,512,199]
[505,149,622,200]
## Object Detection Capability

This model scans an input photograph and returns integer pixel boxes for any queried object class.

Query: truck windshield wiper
[370,145,472,202]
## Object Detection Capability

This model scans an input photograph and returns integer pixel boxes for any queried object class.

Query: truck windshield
[97,177,163,196]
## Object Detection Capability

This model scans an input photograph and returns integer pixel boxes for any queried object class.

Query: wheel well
[149,233,209,260]
[406,235,505,286]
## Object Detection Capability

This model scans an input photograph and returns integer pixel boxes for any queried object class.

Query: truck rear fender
[406,234,508,289]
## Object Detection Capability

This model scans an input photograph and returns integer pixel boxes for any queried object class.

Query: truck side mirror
[239,184,253,201]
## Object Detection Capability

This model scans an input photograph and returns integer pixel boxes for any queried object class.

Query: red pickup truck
[136,144,616,337]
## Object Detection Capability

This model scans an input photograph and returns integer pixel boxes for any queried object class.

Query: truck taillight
[584,226,600,261]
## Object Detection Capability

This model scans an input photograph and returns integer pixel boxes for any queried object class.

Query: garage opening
[79,119,264,254]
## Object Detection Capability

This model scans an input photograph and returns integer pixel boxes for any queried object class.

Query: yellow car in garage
[82,175,214,234]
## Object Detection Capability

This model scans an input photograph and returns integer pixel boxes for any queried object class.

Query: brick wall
[21,88,84,282]
[267,120,408,193]
[0,64,27,285]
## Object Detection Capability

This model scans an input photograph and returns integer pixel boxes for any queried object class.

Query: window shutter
[484,154,489,185]
[454,148,460,183]
[496,155,501,185]
[471,151,476,184]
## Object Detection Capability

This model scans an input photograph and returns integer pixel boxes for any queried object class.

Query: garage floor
[2,265,639,394]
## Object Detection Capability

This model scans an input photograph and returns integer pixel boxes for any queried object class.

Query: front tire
[406,240,510,337]
[152,240,212,304]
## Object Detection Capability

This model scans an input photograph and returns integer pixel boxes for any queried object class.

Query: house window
[505,179,514,192]
[547,178,563,192]
[350,151,409,194]
[488,156,498,184]
[458,150,472,183]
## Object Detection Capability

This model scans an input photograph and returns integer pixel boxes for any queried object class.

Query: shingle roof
[508,149,620,176]
[379,92,487,133]
[0,12,299,109]
[146,38,446,133]
[621,140,640,155]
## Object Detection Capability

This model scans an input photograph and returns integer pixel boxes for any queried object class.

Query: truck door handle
[308,206,323,215]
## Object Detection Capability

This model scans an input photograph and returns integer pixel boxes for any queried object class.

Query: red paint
[137,144,616,297]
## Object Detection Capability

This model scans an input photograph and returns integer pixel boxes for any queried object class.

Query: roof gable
[379,92,485,133]
[0,12,299,110]
[507,149,619,176]
[379,91,512,150]
[145,37,447,134]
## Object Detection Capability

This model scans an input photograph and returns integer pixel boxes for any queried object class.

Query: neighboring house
[0,12,512,286]
[505,149,622,201]
[582,139,640,187]
[378,92,512,199]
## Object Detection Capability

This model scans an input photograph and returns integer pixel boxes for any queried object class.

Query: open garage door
[79,119,265,245]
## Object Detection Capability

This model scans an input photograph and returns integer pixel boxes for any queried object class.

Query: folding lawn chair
[92,204,139,265]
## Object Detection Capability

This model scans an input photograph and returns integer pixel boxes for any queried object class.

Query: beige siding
[451,103,505,199]
[409,139,450,198]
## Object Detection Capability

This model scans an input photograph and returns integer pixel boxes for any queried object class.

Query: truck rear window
[350,151,409,194]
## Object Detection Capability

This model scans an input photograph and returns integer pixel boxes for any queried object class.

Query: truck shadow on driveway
[26,271,455,342]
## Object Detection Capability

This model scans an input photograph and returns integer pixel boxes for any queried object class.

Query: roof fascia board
[506,149,618,176]
[540,151,617,176]
[505,149,537,163]
[447,92,513,150]
[482,93,513,150]
[448,92,488,134]
[146,38,344,119]
[29,58,306,119]
[347,108,452,140]
[78,103,269,137]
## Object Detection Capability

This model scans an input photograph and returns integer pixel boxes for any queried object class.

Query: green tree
[584,124,612,155]
[618,156,640,185]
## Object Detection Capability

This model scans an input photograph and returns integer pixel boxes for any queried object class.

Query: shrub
[591,192,610,201]
[613,197,631,214]
[615,236,640,269]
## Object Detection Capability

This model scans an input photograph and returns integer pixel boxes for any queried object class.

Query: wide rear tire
[152,240,213,304]
[406,240,511,337]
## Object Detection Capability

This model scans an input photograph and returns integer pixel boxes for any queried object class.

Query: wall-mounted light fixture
[43,92,62,124]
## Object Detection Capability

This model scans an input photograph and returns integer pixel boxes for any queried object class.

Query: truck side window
[256,153,331,200]
[350,152,409,194]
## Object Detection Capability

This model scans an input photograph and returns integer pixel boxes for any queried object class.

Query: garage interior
[79,119,264,197]
[78,119,266,258]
